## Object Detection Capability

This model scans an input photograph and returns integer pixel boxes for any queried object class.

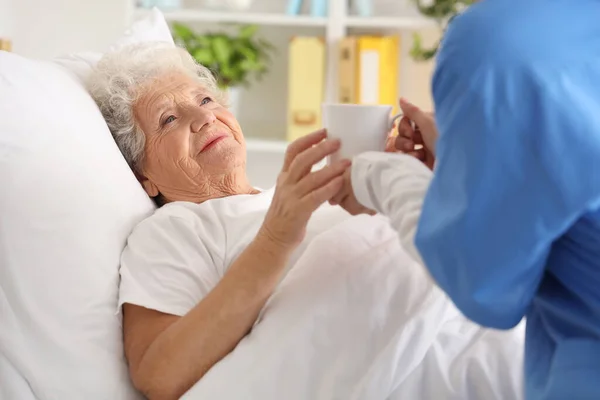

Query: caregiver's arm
[413,5,600,329]
[350,152,432,266]
[347,98,437,263]
[124,131,348,400]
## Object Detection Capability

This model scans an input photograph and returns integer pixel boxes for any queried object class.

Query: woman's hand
[390,98,438,171]
[260,129,349,250]
[329,167,375,216]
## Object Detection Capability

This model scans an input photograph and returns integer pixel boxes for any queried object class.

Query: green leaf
[410,0,476,61]
[193,48,214,65]
[239,24,259,39]
[195,35,211,48]
[238,59,259,71]
[410,32,440,61]
[220,65,235,80]
[238,46,257,62]
[211,35,232,65]
[171,23,194,41]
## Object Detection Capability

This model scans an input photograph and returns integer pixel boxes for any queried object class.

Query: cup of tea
[322,103,401,164]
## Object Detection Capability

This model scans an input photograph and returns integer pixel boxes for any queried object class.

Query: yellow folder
[356,35,400,114]
[287,37,326,142]
[338,36,358,104]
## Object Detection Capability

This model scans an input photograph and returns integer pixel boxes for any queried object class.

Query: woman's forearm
[134,232,291,400]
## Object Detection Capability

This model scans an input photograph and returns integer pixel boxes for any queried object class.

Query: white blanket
[183,215,525,400]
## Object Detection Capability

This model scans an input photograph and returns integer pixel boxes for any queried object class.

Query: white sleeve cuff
[351,151,432,214]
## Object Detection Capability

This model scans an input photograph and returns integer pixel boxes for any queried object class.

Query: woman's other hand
[328,167,376,216]
[260,129,349,250]
[391,98,437,171]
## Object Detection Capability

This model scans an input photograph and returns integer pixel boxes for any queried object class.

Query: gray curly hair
[87,42,226,172]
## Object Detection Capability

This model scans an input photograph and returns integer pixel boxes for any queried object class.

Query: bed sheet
[183,214,525,400]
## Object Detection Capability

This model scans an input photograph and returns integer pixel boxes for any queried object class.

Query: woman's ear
[136,173,159,198]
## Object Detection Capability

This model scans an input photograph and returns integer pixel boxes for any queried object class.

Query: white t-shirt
[118,187,352,316]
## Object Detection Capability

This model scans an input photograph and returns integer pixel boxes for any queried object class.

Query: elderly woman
[88,42,526,400]
[87,42,353,399]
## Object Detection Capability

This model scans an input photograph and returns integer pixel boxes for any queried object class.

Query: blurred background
[0,0,446,187]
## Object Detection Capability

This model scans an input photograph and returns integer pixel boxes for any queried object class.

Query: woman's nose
[190,107,216,133]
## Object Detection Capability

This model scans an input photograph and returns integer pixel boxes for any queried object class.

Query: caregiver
[333,0,600,399]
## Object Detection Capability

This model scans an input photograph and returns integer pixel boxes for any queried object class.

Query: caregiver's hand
[393,98,437,170]
[260,129,349,250]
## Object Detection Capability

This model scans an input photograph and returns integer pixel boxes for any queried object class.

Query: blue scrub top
[414,0,600,398]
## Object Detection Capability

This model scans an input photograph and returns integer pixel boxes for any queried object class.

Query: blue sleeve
[415,2,600,329]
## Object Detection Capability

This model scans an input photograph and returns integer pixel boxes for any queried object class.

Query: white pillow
[0,8,172,400]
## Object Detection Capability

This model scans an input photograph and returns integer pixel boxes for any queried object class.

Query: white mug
[322,104,402,164]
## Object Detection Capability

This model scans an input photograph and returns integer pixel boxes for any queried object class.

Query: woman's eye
[164,115,176,125]
[201,97,213,105]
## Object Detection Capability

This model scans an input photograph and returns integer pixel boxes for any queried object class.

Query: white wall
[0,0,15,39]
[401,28,440,111]
[3,0,130,59]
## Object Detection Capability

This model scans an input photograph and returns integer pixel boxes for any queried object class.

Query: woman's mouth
[200,135,227,152]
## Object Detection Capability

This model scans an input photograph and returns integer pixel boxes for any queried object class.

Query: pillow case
[0,8,171,400]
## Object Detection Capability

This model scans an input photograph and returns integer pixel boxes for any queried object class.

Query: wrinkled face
[134,72,246,202]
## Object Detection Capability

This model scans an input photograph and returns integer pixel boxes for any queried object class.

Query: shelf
[134,8,328,27]
[345,16,437,30]
[133,8,435,30]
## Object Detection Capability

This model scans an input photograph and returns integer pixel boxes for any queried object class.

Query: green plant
[410,0,476,61]
[172,23,275,89]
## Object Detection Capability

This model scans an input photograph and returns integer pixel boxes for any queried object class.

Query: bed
[0,8,525,400]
